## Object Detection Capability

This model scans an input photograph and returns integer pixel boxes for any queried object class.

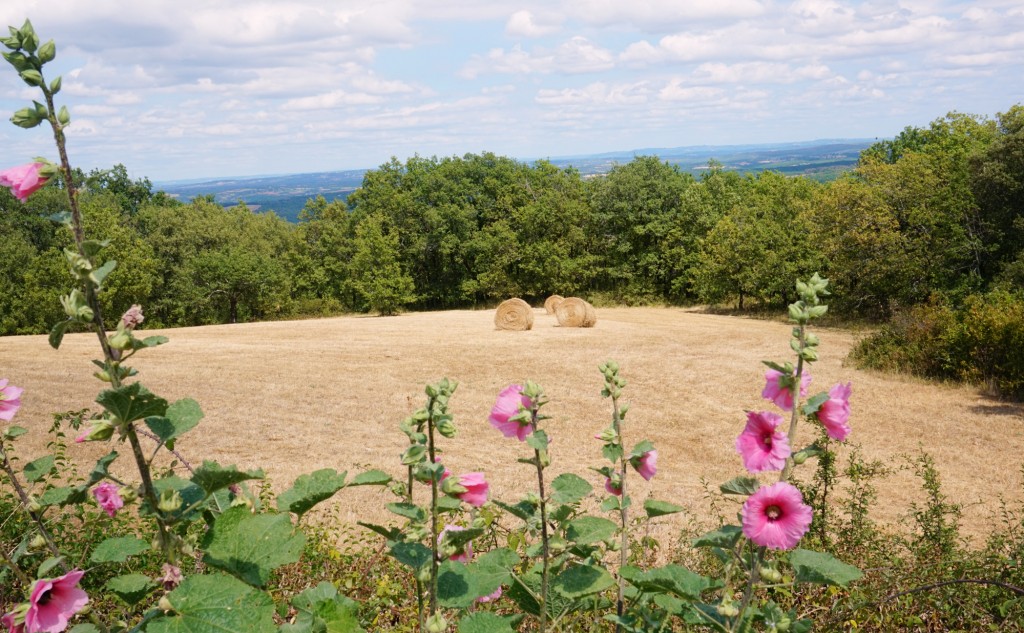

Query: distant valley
[156,139,873,222]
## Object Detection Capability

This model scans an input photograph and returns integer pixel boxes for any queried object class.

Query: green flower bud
[108,329,133,351]
[120,487,138,503]
[425,613,447,633]
[158,596,174,613]
[50,76,62,96]
[759,566,783,583]
[37,40,55,64]
[717,601,739,618]
[10,106,42,128]
[29,534,47,549]
[605,538,620,552]
[548,536,567,554]
[416,566,431,584]
[441,476,467,496]
[792,451,808,465]
[20,69,43,87]
[157,489,183,513]
[436,418,457,438]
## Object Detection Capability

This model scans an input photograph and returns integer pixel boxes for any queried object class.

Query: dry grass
[3,307,1022,540]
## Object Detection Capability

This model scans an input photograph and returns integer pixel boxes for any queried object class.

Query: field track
[3,307,1022,540]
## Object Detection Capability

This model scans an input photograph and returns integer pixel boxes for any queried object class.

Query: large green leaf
[386,502,426,522]
[277,469,348,517]
[458,612,517,633]
[720,476,760,496]
[106,574,157,605]
[349,470,391,486]
[389,541,432,570]
[23,455,55,482]
[438,561,476,608]
[143,573,276,633]
[145,399,203,444]
[91,536,150,563]
[550,473,592,504]
[84,451,119,486]
[643,499,683,518]
[200,506,305,587]
[493,499,534,521]
[619,565,714,599]
[564,516,617,545]
[692,525,743,549]
[192,461,264,496]
[789,549,862,587]
[96,383,167,424]
[552,564,615,598]
[281,582,365,633]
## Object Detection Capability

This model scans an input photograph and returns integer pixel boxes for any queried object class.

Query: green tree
[350,213,416,315]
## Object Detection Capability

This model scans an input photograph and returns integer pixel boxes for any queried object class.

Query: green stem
[406,462,426,633]
[532,409,549,633]
[426,396,439,621]
[734,543,763,632]
[611,392,628,631]
[780,323,806,483]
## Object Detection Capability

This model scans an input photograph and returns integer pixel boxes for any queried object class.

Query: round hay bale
[494,298,535,331]
[543,294,565,314]
[555,297,597,328]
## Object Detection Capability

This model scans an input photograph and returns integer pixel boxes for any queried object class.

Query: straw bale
[543,294,565,314]
[555,297,597,328]
[494,298,534,331]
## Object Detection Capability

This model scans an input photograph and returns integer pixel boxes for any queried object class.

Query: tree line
[2,105,1021,333]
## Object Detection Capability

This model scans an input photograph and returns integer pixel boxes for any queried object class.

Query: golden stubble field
[3,307,1022,542]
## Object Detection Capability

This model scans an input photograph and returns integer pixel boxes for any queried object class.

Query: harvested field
[3,307,1022,541]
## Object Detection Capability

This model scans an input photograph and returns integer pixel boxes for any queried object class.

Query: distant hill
[156,139,874,222]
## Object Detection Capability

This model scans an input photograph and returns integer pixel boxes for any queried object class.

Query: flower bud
[20,69,43,87]
[157,489,183,513]
[595,427,617,442]
[605,538,620,552]
[792,451,808,465]
[37,40,55,64]
[50,77,62,95]
[10,106,42,128]
[158,596,174,613]
[441,476,467,497]
[425,613,447,633]
[717,600,739,618]
[120,486,138,503]
[759,566,783,583]
[436,418,457,438]
[777,617,791,632]
[416,566,431,584]
[29,534,47,549]
[26,496,42,513]
[108,328,133,351]
[75,418,115,443]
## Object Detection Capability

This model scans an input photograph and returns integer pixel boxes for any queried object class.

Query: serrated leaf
[38,486,82,507]
[386,502,426,522]
[357,522,402,542]
[526,429,549,451]
[600,496,620,512]
[720,476,760,496]
[106,573,157,605]
[282,582,365,633]
[389,541,431,570]
[145,398,203,444]
[692,525,743,549]
[565,516,618,545]
[644,499,683,518]
[789,548,862,587]
[628,440,655,460]
[550,473,592,504]
[200,506,304,587]
[442,527,484,550]
[277,469,348,517]
[349,470,391,486]
[96,383,167,424]
[3,426,28,439]
[85,451,119,486]
[438,561,476,608]
[89,259,117,288]
[552,564,615,598]
[619,565,714,599]
[144,573,276,633]
[458,612,517,633]
[49,319,70,349]
[24,455,55,482]
[493,499,534,521]
[602,443,624,463]
[91,536,150,563]
[135,335,169,349]
[192,461,264,496]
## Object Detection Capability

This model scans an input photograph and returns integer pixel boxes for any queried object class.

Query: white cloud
[567,0,766,31]
[282,90,382,110]
[535,81,650,105]
[505,10,561,38]
[461,36,614,78]
[694,62,833,84]
[658,80,725,102]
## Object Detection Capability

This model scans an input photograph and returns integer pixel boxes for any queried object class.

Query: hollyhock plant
[741,481,813,550]
[631,449,658,481]
[439,525,471,562]
[488,384,532,441]
[762,368,811,412]
[23,569,89,633]
[0,378,23,422]
[0,162,48,201]
[1,609,24,633]
[120,304,144,330]
[454,472,489,507]
[92,482,123,517]
[816,382,852,441]
[735,411,790,472]
[604,476,622,496]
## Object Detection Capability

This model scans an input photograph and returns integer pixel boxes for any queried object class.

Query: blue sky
[2,1,1022,181]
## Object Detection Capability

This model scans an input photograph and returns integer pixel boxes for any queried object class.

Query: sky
[1,1,1022,182]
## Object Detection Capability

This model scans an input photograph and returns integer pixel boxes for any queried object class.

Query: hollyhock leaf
[106,573,157,605]
[386,502,426,522]
[349,470,391,486]
[97,383,167,424]
[552,564,615,598]
[438,561,478,608]
[458,612,517,633]
[602,443,624,463]
[601,496,620,512]
[193,461,265,496]
[70,625,102,633]
[550,473,592,504]
[692,525,744,549]
[145,398,204,444]
[24,455,55,482]
[357,522,402,542]
[91,536,150,563]
[619,564,715,599]
[644,499,684,518]
[762,361,788,373]
[89,259,117,289]
[493,500,534,521]
[629,440,655,460]
[276,469,347,517]
[526,429,549,451]
[85,451,119,486]
[389,541,431,570]
[3,426,27,439]
[282,582,365,633]
[37,555,65,577]
[720,476,760,496]
[565,516,618,545]
[39,485,81,507]
[200,506,305,587]
[145,572,276,633]
[438,495,463,512]
[49,319,70,349]
[789,549,862,587]
[150,476,204,520]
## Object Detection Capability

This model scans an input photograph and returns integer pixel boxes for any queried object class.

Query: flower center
[762,434,773,446]
[765,505,782,520]
[37,588,52,606]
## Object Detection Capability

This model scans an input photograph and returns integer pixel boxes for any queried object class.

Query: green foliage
[350,213,416,316]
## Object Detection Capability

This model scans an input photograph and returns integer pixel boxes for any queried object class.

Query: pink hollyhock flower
[816,382,852,441]
[631,450,658,481]
[161,564,183,591]
[439,525,472,562]
[92,482,123,518]
[120,304,144,330]
[488,384,532,441]
[24,569,89,633]
[477,587,502,603]
[455,472,489,507]
[604,477,622,496]
[762,369,811,412]
[741,482,813,550]
[0,379,24,422]
[735,411,791,472]
[2,609,26,633]
[0,163,48,202]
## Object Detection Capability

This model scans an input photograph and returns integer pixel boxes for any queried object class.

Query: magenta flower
[24,569,89,633]
[488,384,532,441]
[92,482,123,518]
[0,379,24,422]
[762,369,811,411]
[477,587,502,603]
[120,304,144,330]
[631,450,658,481]
[0,163,48,202]
[455,472,489,507]
[604,477,622,496]
[741,482,813,550]
[816,382,852,441]
[735,411,791,472]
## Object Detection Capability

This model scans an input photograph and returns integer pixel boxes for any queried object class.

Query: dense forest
[2,106,1022,391]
